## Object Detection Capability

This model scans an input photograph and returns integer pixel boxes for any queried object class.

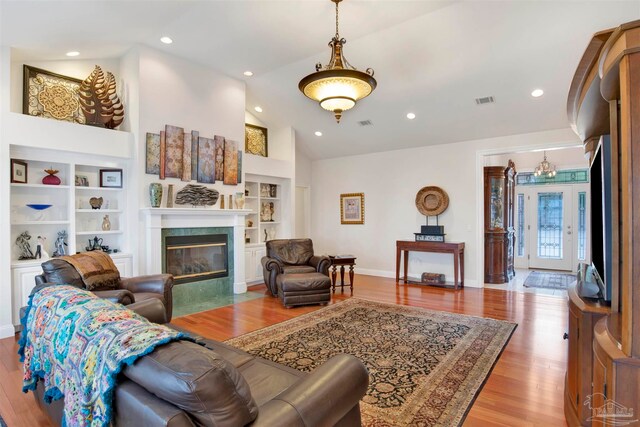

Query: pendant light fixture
[298,0,377,123]
[534,151,557,177]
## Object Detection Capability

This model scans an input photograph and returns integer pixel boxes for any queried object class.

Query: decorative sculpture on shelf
[16,231,35,260]
[35,236,49,260]
[87,236,103,251]
[260,202,271,222]
[79,65,124,129]
[175,184,219,207]
[89,197,103,210]
[52,230,68,257]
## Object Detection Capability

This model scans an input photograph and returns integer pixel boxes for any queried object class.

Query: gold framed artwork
[23,65,85,124]
[340,193,365,225]
[245,123,268,157]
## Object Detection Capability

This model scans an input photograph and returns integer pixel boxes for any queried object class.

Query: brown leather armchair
[261,239,331,296]
[35,258,174,321]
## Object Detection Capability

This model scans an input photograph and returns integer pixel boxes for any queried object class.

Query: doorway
[515,184,589,272]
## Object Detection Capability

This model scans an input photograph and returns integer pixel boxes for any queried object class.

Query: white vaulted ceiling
[1,0,639,159]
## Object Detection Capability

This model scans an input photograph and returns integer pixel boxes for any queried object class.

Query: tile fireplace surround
[141,208,252,294]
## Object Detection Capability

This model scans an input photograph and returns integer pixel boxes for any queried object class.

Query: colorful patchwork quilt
[19,285,186,427]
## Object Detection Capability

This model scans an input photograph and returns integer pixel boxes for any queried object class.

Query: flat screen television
[583,136,613,303]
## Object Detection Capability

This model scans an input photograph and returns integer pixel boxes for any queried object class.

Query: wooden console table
[395,240,465,289]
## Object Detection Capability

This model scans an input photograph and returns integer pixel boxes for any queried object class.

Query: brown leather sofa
[35,258,174,321]
[261,239,331,295]
[30,298,369,427]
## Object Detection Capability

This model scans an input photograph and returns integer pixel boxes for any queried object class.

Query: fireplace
[164,234,228,284]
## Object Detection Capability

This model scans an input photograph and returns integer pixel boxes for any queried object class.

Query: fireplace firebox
[164,234,228,284]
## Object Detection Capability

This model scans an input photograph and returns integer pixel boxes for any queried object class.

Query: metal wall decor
[415,186,449,217]
[79,65,124,129]
[245,123,268,157]
[23,65,84,124]
[414,186,449,242]
[145,125,243,188]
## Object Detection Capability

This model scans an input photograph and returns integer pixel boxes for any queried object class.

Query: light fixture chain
[335,0,340,38]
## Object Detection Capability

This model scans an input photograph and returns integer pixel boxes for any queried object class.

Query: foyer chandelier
[534,151,557,177]
[298,0,377,123]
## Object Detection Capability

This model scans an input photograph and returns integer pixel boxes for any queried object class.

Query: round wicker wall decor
[415,186,449,216]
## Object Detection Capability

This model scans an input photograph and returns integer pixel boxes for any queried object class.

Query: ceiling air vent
[475,96,495,105]
[357,120,373,127]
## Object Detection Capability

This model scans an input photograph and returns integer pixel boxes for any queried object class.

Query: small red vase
[42,169,61,185]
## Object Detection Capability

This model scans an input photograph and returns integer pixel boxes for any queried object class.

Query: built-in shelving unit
[5,118,134,329]
[9,147,131,262]
[244,180,282,245]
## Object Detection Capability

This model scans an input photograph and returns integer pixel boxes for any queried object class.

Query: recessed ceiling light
[254,106,263,113]
[406,113,416,120]
[160,36,173,44]
[531,89,544,98]
[315,131,322,136]
[66,51,80,57]
[244,71,254,77]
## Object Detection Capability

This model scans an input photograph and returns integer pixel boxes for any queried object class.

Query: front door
[528,185,573,271]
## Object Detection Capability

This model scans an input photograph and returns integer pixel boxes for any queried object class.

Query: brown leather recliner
[261,239,331,296]
[35,258,174,321]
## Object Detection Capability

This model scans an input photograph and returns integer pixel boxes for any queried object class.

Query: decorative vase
[235,192,245,209]
[167,184,174,208]
[220,195,225,209]
[42,168,61,185]
[102,215,111,231]
[228,194,233,209]
[149,183,163,208]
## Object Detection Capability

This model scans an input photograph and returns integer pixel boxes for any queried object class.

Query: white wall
[295,144,312,188]
[310,127,582,286]
[485,146,588,171]
[135,45,246,273]
[0,46,14,338]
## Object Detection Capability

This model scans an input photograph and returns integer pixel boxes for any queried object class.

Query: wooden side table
[328,255,356,294]
[395,240,465,289]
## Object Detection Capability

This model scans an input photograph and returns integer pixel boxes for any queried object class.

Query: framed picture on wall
[245,123,268,157]
[100,169,123,188]
[10,159,27,184]
[340,193,365,225]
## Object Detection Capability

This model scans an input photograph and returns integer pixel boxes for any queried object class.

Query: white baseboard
[357,268,395,278]
[0,323,16,339]
[355,268,480,288]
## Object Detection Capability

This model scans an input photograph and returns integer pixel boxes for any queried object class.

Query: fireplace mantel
[141,207,252,294]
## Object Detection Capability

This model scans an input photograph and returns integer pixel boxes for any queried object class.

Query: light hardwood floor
[0,275,569,426]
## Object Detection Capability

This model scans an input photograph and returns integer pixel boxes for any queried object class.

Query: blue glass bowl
[26,204,53,210]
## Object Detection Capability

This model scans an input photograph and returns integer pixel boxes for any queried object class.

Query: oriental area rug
[523,271,576,290]
[226,298,516,426]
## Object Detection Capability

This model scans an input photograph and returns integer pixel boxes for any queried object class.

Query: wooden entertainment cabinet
[565,20,640,425]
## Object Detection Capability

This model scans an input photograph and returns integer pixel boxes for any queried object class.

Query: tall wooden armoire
[565,20,640,426]
[483,160,516,284]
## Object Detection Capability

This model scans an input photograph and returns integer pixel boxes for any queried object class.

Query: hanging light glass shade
[298,0,377,123]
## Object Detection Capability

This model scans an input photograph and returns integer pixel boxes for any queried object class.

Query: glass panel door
[529,185,573,270]
[537,192,563,259]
